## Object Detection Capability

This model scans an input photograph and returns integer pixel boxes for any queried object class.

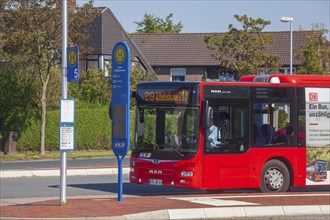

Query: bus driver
[206,119,220,148]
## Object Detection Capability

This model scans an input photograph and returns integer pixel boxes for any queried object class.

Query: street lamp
[281,16,294,74]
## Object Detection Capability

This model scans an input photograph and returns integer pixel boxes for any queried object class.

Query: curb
[1,168,130,178]
[122,205,330,220]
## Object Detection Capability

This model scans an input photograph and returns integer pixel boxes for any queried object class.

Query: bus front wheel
[260,159,290,192]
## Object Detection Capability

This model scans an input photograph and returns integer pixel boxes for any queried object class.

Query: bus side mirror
[139,108,144,123]
[202,100,213,129]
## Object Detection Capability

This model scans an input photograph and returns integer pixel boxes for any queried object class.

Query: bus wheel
[260,159,290,192]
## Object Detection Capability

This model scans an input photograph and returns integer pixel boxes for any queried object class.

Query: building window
[87,60,98,69]
[260,67,296,75]
[87,55,99,70]
[279,67,296,74]
[218,70,234,81]
[79,60,86,74]
[104,55,111,77]
[171,68,186,81]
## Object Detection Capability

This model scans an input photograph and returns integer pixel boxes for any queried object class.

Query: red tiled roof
[131,31,318,66]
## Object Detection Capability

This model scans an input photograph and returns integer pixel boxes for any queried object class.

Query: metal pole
[60,0,68,206]
[117,155,123,202]
[289,21,293,75]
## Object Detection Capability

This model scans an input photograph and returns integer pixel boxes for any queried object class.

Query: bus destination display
[142,89,190,104]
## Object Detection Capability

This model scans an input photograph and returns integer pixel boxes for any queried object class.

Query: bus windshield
[133,106,199,160]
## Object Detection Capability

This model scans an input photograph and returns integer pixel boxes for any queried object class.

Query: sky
[77,0,330,35]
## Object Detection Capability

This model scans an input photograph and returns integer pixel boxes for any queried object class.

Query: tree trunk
[40,82,47,155]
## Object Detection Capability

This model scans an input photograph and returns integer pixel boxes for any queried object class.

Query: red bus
[129,74,330,192]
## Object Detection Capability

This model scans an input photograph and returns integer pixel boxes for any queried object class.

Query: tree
[69,68,112,104]
[1,0,98,154]
[204,14,281,78]
[0,60,38,137]
[69,58,156,109]
[135,13,183,33]
[297,28,329,75]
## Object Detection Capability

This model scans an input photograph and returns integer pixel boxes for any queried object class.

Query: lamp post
[281,16,294,74]
[60,0,68,206]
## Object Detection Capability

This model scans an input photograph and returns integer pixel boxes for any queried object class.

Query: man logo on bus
[309,92,318,101]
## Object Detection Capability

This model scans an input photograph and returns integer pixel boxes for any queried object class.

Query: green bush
[17,101,136,152]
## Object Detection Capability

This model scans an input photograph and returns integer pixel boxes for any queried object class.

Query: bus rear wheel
[260,159,290,192]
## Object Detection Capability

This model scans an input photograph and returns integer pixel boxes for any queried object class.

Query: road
[1,174,203,200]
[1,158,329,200]
[1,172,329,200]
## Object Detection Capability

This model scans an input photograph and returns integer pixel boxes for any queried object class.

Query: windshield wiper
[170,146,184,157]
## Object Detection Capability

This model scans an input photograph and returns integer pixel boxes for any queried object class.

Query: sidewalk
[1,193,329,219]
[1,165,330,220]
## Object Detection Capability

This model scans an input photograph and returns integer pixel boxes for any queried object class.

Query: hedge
[16,102,135,152]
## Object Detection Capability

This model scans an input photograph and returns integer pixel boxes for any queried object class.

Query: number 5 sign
[67,46,79,82]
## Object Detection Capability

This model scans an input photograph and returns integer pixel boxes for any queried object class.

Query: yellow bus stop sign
[68,49,77,67]
[115,46,126,64]
[67,46,79,82]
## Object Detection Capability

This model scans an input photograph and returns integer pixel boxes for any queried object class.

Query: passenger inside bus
[206,118,221,148]
[261,124,274,145]
[285,123,294,146]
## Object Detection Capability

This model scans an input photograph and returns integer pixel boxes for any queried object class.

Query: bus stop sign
[111,41,130,157]
[110,41,130,202]
[67,46,79,82]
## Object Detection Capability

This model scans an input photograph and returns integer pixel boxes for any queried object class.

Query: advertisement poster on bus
[305,88,330,185]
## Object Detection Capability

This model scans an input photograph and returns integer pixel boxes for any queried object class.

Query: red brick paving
[1,192,329,219]
[0,196,211,218]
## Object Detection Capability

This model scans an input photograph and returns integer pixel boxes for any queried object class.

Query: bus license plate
[149,179,163,185]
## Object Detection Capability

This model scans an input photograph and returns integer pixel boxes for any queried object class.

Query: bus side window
[205,101,249,154]
[252,101,294,147]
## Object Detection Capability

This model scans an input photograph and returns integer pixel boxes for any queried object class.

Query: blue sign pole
[111,41,130,202]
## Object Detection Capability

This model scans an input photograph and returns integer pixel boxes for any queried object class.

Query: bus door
[202,86,250,190]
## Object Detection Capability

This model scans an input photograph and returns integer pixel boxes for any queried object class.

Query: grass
[0,150,130,161]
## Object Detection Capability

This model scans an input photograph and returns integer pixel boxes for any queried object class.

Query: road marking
[168,197,259,206]
[168,193,330,207]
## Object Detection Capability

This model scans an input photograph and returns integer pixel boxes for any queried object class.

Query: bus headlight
[181,171,193,177]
